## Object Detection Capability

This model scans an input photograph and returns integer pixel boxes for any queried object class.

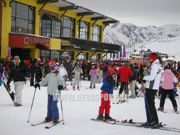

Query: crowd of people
[0,53,180,127]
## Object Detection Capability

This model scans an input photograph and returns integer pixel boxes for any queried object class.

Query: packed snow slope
[0,81,180,135]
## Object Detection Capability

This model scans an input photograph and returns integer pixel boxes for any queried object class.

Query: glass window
[11,2,35,34]
[78,21,89,40]
[92,25,101,41]
[40,50,50,58]
[61,16,75,38]
[41,14,61,38]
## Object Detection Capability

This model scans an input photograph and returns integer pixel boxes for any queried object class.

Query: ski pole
[59,91,65,125]
[27,87,37,123]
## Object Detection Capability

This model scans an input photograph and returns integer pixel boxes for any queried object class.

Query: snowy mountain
[105,23,180,45]
[104,23,180,60]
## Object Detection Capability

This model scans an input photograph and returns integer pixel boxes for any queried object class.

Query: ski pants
[129,80,136,97]
[99,91,111,115]
[119,82,129,95]
[90,75,97,88]
[47,94,59,121]
[159,89,177,109]
[14,81,24,104]
[144,89,159,124]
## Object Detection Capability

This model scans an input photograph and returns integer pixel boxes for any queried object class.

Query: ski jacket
[101,76,115,94]
[117,65,133,83]
[7,62,28,85]
[40,72,65,95]
[143,59,162,90]
[160,69,178,90]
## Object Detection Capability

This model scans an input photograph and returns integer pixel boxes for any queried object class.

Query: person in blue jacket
[97,68,116,121]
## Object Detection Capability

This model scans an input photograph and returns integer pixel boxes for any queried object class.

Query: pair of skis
[91,118,180,133]
[31,120,64,129]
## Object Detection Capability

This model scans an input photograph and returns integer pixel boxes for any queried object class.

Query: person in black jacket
[7,56,28,106]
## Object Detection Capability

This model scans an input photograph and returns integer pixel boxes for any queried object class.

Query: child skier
[34,64,64,123]
[89,64,98,88]
[97,68,116,121]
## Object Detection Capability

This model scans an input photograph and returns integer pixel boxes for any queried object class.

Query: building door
[11,48,31,60]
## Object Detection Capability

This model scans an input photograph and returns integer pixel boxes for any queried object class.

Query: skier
[34,64,64,124]
[7,56,28,106]
[72,61,82,90]
[117,62,133,102]
[58,63,68,90]
[89,64,98,89]
[96,69,115,121]
[158,65,178,112]
[142,53,163,128]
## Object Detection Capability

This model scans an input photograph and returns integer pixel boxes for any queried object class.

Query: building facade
[0,0,120,60]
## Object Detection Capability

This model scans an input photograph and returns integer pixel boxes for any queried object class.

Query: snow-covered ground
[0,81,180,135]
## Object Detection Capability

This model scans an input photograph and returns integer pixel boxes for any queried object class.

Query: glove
[34,83,40,89]
[58,85,64,91]
[6,83,10,89]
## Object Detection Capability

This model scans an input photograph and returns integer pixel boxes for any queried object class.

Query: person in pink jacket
[158,65,178,113]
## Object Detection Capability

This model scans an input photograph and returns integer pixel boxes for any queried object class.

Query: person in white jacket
[59,63,68,89]
[142,53,163,128]
[35,64,64,123]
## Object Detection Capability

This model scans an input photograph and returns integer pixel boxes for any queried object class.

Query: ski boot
[96,114,104,120]
[104,114,115,121]
[45,117,52,122]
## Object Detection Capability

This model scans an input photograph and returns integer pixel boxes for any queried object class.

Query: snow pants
[14,81,24,104]
[47,95,59,121]
[99,91,111,115]
[159,89,177,109]
[144,89,159,124]
[90,75,97,88]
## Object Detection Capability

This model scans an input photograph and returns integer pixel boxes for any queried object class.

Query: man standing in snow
[7,56,28,106]
[142,53,163,128]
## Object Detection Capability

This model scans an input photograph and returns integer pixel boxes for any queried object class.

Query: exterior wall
[0,0,106,59]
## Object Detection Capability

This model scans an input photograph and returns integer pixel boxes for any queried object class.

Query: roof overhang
[61,37,121,53]
[50,0,119,24]
[37,0,58,4]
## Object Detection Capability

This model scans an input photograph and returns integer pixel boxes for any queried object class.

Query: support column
[1,0,11,58]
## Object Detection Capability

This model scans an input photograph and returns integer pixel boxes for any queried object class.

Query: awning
[9,33,50,49]
[61,37,121,52]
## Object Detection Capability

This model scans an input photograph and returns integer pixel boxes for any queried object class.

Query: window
[11,2,35,34]
[40,50,50,58]
[61,16,75,38]
[78,21,89,40]
[92,25,101,41]
[41,14,61,38]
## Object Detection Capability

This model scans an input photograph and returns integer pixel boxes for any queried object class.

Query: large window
[41,14,61,38]
[92,25,101,41]
[11,2,35,34]
[78,21,89,40]
[61,16,75,38]
[40,50,50,58]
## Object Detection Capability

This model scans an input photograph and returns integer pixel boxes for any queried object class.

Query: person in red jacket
[117,62,133,102]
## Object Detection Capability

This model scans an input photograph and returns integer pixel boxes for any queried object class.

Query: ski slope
[137,37,180,61]
[0,81,180,135]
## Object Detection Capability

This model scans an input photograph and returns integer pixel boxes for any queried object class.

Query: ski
[31,121,49,126]
[118,119,180,133]
[45,120,63,129]
[91,118,119,125]
[3,82,15,103]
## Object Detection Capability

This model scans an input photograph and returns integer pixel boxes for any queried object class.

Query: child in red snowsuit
[97,69,115,121]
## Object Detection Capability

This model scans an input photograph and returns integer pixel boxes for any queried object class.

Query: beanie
[148,53,158,63]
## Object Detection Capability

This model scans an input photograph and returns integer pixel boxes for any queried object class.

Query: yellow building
[0,0,120,60]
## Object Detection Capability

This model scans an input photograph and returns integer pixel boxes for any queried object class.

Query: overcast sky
[68,0,180,26]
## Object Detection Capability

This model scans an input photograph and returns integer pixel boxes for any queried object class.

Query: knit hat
[148,53,158,63]
[50,64,59,73]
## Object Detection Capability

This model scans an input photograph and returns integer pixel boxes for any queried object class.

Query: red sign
[9,33,50,49]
